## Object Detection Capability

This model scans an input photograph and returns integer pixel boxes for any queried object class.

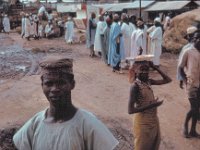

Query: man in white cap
[65,17,74,44]
[147,17,160,54]
[94,15,106,56]
[121,13,131,59]
[177,26,197,88]
[178,32,200,138]
[13,56,119,150]
[148,17,163,68]
[2,14,10,34]
[130,20,146,61]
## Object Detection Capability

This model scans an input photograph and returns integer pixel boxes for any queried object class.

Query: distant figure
[21,12,26,38]
[3,14,10,34]
[128,60,171,150]
[177,26,197,89]
[108,14,125,73]
[38,4,46,15]
[121,13,131,59]
[130,20,145,60]
[147,19,157,55]
[178,32,200,138]
[38,22,44,38]
[13,56,119,150]
[65,17,74,44]
[148,17,163,68]
[102,16,112,64]
[24,14,31,41]
[45,21,54,39]
[87,12,97,57]
[163,13,171,31]
[33,14,39,39]
[29,13,34,36]
[94,15,107,56]
[58,20,65,37]
[129,15,137,35]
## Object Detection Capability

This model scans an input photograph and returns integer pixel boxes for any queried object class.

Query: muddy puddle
[0,36,44,81]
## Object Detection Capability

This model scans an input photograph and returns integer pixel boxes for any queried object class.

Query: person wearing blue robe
[108,14,125,72]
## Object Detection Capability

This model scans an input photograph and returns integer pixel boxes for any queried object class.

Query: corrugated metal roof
[94,1,155,12]
[145,1,192,12]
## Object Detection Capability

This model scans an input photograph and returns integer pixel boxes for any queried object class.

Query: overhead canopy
[94,1,155,12]
[145,1,194,12]
[57,3,82,13]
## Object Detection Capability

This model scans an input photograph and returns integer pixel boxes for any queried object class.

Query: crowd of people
[87,12,167,73]
[20,10,74,42]
[0,6,200,150]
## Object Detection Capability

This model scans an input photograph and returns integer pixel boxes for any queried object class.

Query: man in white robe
[128,15,137,35]
[13,56,119,150]
[24,14,31,41]
[149,18,163,67]
[147,17,161,55]
[45,21,54,38]
[3,14,10,33]
[163,13,171,31]
[65,17,74,44]
[130,21,145,59]
[94,15,107,56]
[21,13,26,38]
[121,13,131,59]
[38,22,43,38]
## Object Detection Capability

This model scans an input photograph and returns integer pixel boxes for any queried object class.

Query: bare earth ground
[0,32,200,150]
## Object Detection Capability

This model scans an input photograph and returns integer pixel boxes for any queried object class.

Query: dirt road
[0,33,199,149]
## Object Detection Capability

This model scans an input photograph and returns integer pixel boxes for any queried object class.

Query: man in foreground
[13,56,118,150]
[128,59,171,150]
[178,32,200,138]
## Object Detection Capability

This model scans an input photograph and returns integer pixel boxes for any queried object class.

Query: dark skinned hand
[179,80,184,89]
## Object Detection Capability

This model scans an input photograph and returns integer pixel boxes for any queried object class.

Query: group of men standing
[87,12,164,73]
[20,10,74,43]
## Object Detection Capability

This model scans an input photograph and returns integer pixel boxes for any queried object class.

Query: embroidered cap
[39,56,73,76]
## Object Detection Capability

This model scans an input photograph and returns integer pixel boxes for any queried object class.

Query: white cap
[154,17,161,23]
[186,26,197,35]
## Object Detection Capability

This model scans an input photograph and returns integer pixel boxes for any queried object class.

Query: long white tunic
[13,109,118,150]
[24,18,31,38]
[129,22,136,35]
[147,25,156,54]
[142,25,148,55]
[21,17,25,36]
[45,24,54,36]
[65,21,74,43]
[149,26,163,65]
[130,29,145,58]
[121,22,131,58]
[94,21,107,52]
[3,16,10,32]
[38,25,44,37]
